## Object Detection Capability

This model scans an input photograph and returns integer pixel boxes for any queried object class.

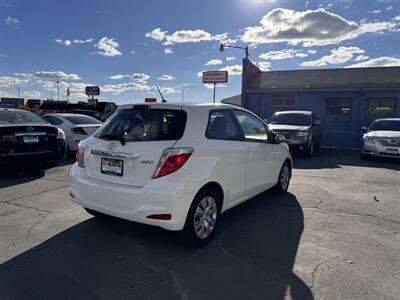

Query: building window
[272,95,295,106]
[326,98,352,115]
[367,98,396,118]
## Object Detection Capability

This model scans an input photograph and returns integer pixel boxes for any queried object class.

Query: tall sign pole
[56,76,60,101]
[213,83,216,103]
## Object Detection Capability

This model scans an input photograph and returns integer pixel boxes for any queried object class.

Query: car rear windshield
[64,115,102,124]
[369,120,400,131]
[269,113,311,126]
[95,108,187,142]
[0,110,46,124]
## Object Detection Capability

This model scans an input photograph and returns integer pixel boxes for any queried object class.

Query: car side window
[232,110,268,142]
[43,116,63,125]
[206,110,241,141]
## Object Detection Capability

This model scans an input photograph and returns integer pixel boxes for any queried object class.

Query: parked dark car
[267,110,321,157]
[0,108,66,169]
[69,109,102,120]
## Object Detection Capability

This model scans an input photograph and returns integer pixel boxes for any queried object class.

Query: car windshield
[64,115,102,124]
[369,120,400,131]
[269,113,311,126]
[0,110,46,124]
[95,108,187,142]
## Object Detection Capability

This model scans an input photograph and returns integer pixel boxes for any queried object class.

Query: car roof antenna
[156,86,167,103]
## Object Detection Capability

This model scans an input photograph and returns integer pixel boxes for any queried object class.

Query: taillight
[71,127,87,135]
[153,148,193,179]
[76,142,85,168]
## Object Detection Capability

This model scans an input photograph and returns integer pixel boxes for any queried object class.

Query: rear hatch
[72,124,101,136]
[0,124,57,155]
[63,115,102,136]
[83,106,187,187]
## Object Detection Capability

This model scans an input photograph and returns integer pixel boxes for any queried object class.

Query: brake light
[153,148,193,179]
[75,142,85,168]
[71,127,87,135]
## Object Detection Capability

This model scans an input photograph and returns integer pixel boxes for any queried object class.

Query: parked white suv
[69,103,292,246]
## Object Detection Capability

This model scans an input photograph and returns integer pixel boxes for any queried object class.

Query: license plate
[101,158,123,176]
[23,136,39,143]
[386,148,399,154]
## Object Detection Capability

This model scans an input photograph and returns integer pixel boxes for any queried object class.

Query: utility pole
[56,76,60,101]
[17,87,20,98]
[213,83,216,103]
[181,85,195,103]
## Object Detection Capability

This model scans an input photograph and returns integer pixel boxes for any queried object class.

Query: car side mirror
[314,120,321,126]
[275,133,285,143]
[361,126,368,131]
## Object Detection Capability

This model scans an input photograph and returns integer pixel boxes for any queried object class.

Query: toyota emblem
[107,142,117,150]
[27,126,34,132]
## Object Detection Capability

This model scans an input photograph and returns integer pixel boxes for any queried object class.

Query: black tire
[84,207,107,218]
[305,140,314,157]
[181,188,221,247]
[274,161,291,194]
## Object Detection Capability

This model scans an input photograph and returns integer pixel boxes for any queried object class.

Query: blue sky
[1,0,399,104]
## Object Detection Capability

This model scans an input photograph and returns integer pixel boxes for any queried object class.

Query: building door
[324,97,352,130]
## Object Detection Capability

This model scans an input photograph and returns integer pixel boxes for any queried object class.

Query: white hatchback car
[69,103,292,246]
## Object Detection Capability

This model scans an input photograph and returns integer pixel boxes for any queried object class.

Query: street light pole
[56,76,60,101]
[219,43,249,59]
[181,85,195,104]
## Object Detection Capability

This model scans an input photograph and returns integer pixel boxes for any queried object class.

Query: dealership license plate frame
[101,158,123,176]
[23,136,39,144]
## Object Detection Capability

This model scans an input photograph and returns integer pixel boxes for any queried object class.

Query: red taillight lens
[75,145,80,162]
[71,127,87,135]
[153,148,193,179]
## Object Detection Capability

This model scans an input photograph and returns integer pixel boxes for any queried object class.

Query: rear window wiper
[98,133,126,145]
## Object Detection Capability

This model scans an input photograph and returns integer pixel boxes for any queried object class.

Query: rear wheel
[181,188,220,247]
[274,161,291,194]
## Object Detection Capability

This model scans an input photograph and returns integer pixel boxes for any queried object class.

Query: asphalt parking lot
[0,149,399,300]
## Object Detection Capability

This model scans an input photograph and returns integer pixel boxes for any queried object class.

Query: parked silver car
[361,118,400,159]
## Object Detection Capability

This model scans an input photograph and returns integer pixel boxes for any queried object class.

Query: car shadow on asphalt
[293,148,400,171]
[0,159,74,188]
[0,191,311,300]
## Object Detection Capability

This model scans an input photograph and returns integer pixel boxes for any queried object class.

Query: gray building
[223,60,400,147]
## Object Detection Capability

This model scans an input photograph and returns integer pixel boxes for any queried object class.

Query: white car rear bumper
[69,163,194,231]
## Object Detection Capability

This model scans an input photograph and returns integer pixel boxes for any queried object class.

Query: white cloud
[394,15,400,22]
[219,64,243,75]
[204,83,226,89]
[22,90,42,98]
[93,37,122,56]
[226,56,236,61]
[0,76,29,87]
[354,54,369,61]
[243,8,396,47]
[130,50,136,54]
[301,46,365,66]
[345,56,400,68]
[159,86,177,94]
[258,61,271,71]
[145,28,234,45]
[55,38,93,46]
[164,47,174,54]
[130,73,151,83]
[4,16,18,25]
[197,70,207,78]
[369,10,381,14]
[34,71,81,80]
[157,74,175,81]
[259,49,308,60]
[102,82,151,94]
[145,28,168,41]
[307,49,317,55]
[387,6,392,11]
[206,59,223,66]
[110,74,130,80]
